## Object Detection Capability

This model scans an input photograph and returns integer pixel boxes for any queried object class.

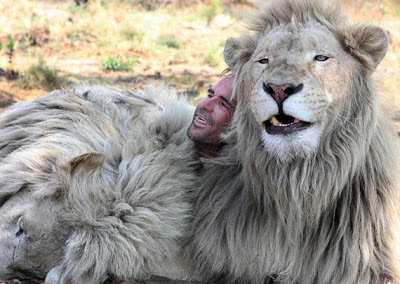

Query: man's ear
[224,35,257,73]
[343,24,389,73]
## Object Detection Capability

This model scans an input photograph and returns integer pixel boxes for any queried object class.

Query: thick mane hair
[0,85,200,283]
[187,0,400,283]
[249,0,345,33]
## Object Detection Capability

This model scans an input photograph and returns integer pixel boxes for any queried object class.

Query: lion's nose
[263,82,304,111]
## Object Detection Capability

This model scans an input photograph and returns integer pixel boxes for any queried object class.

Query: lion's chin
[264,114,312,135]
[261,124,321,162]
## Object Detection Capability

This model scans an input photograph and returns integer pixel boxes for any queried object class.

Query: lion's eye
[314,55,329,61]
[258,58,269,64]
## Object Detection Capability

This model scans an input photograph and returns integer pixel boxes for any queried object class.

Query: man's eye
[220,101,231,109]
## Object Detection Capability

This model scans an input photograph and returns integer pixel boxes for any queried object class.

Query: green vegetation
[102,56,136,72]
[180,73,196,85]
[0,0,397,105]
[156,35,180,49]
[68,4,88,14]
[363,2,373,13]
[67,30,88,42]
[123,30,144,42]
[379,4,389,16]
[203,42,224,67]
[16,59,66,90]
[160,74,175,84]
[6,36,15,64]
[362,1,400,18]
[200,0,222,25]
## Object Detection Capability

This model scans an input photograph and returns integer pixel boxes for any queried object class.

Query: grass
[391,0,400,17]
[122,29,144,42]
[200,0,222,25]
[16,59,67,91]
[102,56,136,72]
[202,41,224,67]
[0,0,397,105]
[68,4,89,14]
[160,73,197,86]
[156,35,180,49]
[6,36,15,64]
[0,1,237,75]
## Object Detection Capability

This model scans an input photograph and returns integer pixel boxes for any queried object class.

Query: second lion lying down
[0,85,199,283]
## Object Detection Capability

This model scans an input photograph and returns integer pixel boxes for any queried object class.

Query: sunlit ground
[0,0,398,108]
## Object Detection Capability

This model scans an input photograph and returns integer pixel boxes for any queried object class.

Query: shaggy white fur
[187,0,400,283]
[0,85,200,283]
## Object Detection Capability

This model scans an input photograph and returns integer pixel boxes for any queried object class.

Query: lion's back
[0,84,197,283]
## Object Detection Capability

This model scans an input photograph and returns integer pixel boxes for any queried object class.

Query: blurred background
[0,0,398,113]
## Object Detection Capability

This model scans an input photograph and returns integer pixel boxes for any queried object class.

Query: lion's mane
[188,0,400,283]
[0,85,199,283]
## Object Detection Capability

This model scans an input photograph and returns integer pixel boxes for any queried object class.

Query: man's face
[187,75,236,147]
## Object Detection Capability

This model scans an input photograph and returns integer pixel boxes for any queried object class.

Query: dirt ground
[0,3,399,134]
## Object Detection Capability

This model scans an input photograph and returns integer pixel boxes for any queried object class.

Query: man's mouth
[196,115,207,124]
[264,114,311,135]
[193,111,214,127]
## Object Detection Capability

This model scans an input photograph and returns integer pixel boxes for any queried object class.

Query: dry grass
[0,0,246,103]
[0,0,398,107]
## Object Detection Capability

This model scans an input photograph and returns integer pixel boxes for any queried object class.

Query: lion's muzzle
[262,82,311,135]
[264,114,311,135]
[262,82,303,111]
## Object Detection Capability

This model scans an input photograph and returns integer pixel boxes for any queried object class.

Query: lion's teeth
[294,118,300,124]
[270,116,280,126]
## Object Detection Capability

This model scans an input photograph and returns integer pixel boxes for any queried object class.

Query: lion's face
[225,16,388,162]
[0,191,68,282]
[249,22,354,160]
[0,149,76,282]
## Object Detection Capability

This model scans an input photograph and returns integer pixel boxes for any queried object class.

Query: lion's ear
[67,152,105,175]
[345,25,389,73]
[224,35,257,73]
[56,152,106,198]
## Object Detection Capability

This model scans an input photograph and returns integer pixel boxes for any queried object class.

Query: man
[187,74,236,158]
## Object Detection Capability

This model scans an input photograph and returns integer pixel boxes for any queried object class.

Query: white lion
[187,0,400,283]
[0,85,199,283]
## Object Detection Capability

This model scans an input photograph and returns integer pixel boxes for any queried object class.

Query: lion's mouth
[264,114,311,135]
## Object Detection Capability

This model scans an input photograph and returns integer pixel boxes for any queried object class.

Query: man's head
[187,74,236,157]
